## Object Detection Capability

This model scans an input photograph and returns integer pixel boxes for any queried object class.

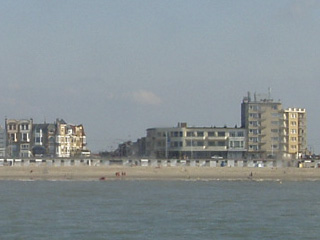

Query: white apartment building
[146,123,246,159]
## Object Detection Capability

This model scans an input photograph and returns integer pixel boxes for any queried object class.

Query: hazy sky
[1,0,320,153]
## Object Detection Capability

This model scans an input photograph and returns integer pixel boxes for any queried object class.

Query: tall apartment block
[282,108,307,159]
[241,92,307,159]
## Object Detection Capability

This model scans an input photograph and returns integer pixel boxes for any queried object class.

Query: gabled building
[5,118,88,158]
[5,118,33,158]
[55,119,87,157]
[32,123,56,157]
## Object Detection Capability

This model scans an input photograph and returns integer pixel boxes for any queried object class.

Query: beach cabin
[15,159,23,166]
[227,160,235,167]
[160,160,168,167]
[247,160,255,168]
[189,160,196,167]
[150,159,158,167]
[265,161,274,168]
[179,160,187,167]
[236,160,244,167]
[199,160,206,167]
[209,160,217,167]
[275,160,283,168]
[141,159,149,167]
[123,159,131,166]
[54,159,61,167]
[256,161,263,167]
[170,159,177,167]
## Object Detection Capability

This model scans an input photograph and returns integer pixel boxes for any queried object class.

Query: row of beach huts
[0,158,318,168]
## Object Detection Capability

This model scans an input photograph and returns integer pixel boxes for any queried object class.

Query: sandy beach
[0,166,319,181]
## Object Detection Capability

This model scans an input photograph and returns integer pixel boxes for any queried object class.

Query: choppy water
[0,180,320,240]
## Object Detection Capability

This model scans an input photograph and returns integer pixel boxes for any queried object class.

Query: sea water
[0,180,319,240]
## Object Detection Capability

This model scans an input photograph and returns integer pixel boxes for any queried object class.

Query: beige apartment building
[282,108,307,159]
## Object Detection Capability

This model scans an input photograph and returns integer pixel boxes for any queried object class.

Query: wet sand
[0,166,319,181]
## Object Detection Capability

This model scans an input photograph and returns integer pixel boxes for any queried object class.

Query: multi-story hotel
[146,122,246,159]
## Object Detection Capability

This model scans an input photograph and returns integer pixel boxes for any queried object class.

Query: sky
[0,0,320,153]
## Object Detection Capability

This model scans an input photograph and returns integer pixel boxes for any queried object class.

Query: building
[146,123,246,159]
[241,92,282,159]
[32,123,56,157]
[5,119,33,158]
[5,118,88,158]
[0,125,6,157]
[55,119,87,157]
[282,108,307,159]
[241,92,307,159]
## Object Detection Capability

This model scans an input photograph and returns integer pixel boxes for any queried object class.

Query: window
[21,144,29,150]
[249,121,260,127]
[237,131,244,137]
[291,137,297,142]
[197,132,204,137]
[229,132,236,137]
[217,141,225,146]
[250,105,260,111]
[218,132,225,137]
[249,145,259,150]
[291,129,297,134]
[208,132,215,137]
[249,113,260,119]
[9,124,16,131]
[195,141,204,147]
[271,121,279,125]
[291,121,297,126]
[250,129,260,135]
[208,141,216,146]
[271,129,279,133]
[21,133,29,141]
[187,132,195,137]
[249,137,259,143]
[10,133,16,141]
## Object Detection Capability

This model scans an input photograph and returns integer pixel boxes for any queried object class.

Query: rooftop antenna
[268,87,272,100]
